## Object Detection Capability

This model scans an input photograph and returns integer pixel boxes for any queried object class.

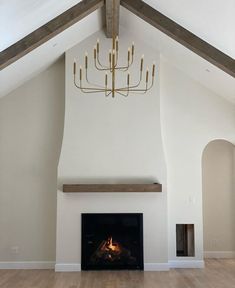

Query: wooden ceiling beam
[105,0,120,38]
[120,0,235,78]
[0,0,104,70]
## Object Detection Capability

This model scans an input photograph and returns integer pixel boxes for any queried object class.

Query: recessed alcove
[176,224,195,257]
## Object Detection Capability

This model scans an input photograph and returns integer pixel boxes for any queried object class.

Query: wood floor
[0,259,235,288]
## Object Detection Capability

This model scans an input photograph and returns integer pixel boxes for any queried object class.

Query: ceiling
[143,0,235,59]
[1,0,234,57]
[0,0,82,51]
[120,7,235,103]
[0,0,234,101]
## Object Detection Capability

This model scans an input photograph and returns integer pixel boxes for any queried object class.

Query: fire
[107,237,119,252]
[91,235,136,264]
[98,236,121,255]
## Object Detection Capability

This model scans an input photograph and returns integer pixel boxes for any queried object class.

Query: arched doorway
[202,139,235,259]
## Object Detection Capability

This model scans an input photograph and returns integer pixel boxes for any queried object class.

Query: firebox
[81,213,144,270]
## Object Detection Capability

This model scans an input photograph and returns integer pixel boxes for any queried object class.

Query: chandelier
[73,0,156,98]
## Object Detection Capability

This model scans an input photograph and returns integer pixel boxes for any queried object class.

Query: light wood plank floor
[0,259,235,288]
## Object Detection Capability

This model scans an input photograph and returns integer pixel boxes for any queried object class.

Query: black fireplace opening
[81,213,144,270]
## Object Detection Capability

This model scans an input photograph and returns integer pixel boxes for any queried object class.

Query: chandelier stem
[112,0,116,98]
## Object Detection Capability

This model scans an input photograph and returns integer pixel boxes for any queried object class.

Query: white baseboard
[0,260,205,271]
[144,263,169,271]
[204,251,235,259]
[168,260,204,269]
[55,263,81,272]
[55,261,205,272]
[0,261,55,269]
[55,263,169,272]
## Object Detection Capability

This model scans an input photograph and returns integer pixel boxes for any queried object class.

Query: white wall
[203,140,235,257]
[160,59,235,263]
[0,58,64,263]
[56,29,168,270]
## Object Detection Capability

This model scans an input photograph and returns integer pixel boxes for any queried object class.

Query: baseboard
[168,260,205,269]
[0,261,55,269]
[144,263,169,271]
[204,251,235,259]
[0,260,205,271]
[55,263,81,272]
[55,263,169,272]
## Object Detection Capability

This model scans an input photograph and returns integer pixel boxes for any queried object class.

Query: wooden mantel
[63,183,162,193]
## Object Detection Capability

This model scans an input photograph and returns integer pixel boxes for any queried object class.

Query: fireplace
[81,213,144,270]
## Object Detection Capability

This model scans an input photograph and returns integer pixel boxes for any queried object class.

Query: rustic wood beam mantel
[120,0,235,78]
[63,183,162,193]
[0,0,104,70]
[105,0,120,38]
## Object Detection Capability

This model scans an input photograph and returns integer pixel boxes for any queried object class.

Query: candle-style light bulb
[112,49,116,66]
[96,38,100,53]
[131,42,135,55]
[115,36,119,51]
[85,52,88,69]
[93,46,96,59]
[127,48,131,63]
[80,66,82,81]
[127,72,130,86]
[105,72,108,86]
[140,54,144,71]
[73,60,76,75]
[152,62,156,78]
[146,68,149,83]
[109,50,112,64]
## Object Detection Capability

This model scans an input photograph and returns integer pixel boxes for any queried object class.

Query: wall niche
[176,224,195,257]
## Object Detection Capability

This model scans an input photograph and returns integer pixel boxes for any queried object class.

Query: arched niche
[202,139,235,259]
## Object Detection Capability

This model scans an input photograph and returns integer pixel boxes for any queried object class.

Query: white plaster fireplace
[56,30,168,271]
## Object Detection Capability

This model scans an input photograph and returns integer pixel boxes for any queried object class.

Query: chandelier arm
[117,72,154,91]
[115,90,129,97]
[80,89,110,94]
[80,86,111,91]
[118,81,154,93]
[105,90,112,97]
[85,69,107,88]
[94,59,111,71]
[113,54,134,71]
[116,71,143,91]
[114,57,134,71]
[75,83,109,93]
[74,76,111,92]
[97,53,109,69]
[129,70,143,88]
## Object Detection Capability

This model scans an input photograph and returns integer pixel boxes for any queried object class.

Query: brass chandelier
[73,0,156,98]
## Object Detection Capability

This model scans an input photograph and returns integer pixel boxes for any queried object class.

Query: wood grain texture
[0,260,235,288]
[105,0,120,37]
[120,0,235,78]
[63,183,162,192]
[0,0,104,70]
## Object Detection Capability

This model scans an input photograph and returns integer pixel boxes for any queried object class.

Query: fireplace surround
[81,213,144,270]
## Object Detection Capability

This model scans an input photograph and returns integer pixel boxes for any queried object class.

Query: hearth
[81,213,143,270]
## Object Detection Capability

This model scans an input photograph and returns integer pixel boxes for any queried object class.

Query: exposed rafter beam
[0,0,104,70]
[105,0,120,38]
[120,0,235,78]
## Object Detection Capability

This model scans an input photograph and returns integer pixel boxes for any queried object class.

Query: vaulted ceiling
[0,0,82,51]
[0,0,234,101]
[1,0,235,57]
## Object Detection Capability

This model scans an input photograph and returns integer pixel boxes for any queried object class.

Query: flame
[106,237,119,252]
